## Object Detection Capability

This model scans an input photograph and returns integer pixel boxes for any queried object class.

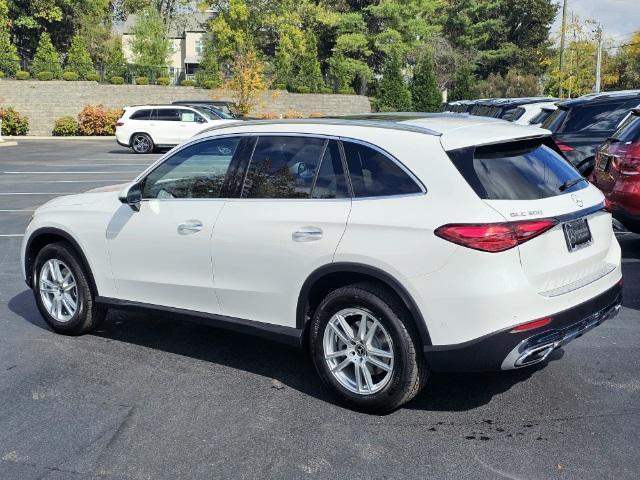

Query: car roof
[557,90,640,108]
[196,113,550,151]
[126,104,199,109]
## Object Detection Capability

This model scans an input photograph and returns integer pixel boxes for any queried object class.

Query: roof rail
[197,117,442,137]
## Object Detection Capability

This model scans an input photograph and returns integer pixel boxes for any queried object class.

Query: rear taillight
[607,142,640,175]
[116,121,124,127]
[555,140,574,152]
[435,219,557,253]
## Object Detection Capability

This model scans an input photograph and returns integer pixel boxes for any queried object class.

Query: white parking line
[46,163,151,167]
[27,180,128,183]
[0,192,76,195]
[0,234,24,237]
[3,171,140,174]
[0,209,34,212]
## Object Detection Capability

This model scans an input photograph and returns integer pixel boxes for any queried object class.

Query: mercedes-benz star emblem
[571,194,584,208]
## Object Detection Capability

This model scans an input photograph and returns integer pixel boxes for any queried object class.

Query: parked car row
[443,97,559,126]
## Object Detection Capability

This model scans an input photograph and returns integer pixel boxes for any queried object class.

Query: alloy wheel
[323,308,394,395]
[132,135,150,153]
[39,259,78,323]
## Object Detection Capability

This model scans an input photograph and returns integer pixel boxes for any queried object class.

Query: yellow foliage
[225,48,270,116]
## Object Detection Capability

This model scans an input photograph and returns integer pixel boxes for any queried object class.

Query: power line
[605,41,640,50]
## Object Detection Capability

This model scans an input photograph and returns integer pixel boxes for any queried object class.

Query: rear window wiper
[559,178,584,192]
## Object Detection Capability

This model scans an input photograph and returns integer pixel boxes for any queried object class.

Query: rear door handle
[177,220,203,235]
[292,226,323,242]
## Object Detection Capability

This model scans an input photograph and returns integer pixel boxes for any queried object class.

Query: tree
[449,62,474,101]
[129,7,172,70]
[31,31,62,77]
[473,69,541,98]
[0,0,20,76]
[66,35,94,77]
[329,32,372,92]
[411,49,441,111]
[104,36,127,78]
[296,31,324,91]
[376,53,411,111]
[195,38,221,87]
[226,48,269,116]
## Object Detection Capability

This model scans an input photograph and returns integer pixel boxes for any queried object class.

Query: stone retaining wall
[0,80,371,135]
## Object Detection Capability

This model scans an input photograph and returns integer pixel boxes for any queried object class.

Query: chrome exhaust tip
[513,342,557,368]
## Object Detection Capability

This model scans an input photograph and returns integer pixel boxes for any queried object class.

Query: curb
[4,136,116,140]
[0,141,18,147]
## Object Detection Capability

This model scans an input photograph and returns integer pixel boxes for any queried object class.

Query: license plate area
[562,218,592,252]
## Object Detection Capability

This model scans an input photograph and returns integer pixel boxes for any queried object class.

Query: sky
[551,0,640,44]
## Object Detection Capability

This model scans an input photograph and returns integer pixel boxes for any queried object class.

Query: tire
[130,133,154,154]
[309,282,428,413]
[32,242,106,335]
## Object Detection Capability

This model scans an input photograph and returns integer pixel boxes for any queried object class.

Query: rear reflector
[510,317,553,333]
[435,219,557,253]
[116,121,124,127]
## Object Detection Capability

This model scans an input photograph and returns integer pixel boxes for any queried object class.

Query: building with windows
[116,9,214,82]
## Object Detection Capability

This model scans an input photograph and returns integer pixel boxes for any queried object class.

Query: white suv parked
[22,114,622,412]
[115,104,238,154]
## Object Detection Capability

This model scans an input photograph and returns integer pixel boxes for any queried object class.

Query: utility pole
[594,24,603,93]
[558,0,568,98]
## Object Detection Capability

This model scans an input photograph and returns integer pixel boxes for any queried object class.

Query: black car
[469,97,559,122]
[542,90,640,175]
[172,100,238,118]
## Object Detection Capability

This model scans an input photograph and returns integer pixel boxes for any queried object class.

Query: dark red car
[591,108,640,233]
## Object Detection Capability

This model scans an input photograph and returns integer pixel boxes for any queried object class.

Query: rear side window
[156,109,181,121]
[130,109,151,120]
[448,140,587,200]
[541,107,567,131]
[611,114,640,143]
[242,136,325,199]
[501,107,525,121]
[342,141,421,197]
[530,108,554,125]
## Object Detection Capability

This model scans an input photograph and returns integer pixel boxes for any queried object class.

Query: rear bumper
[424,281,622,372]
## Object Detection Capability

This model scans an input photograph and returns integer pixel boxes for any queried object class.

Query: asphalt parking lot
[1,139,639,480]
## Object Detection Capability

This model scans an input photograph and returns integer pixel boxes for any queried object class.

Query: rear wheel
[309,283,428,413]
[131,133,154,154]
[33,242,106,335]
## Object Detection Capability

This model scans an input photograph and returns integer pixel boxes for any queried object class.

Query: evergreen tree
[376,54,411,112]
[449,63,474,101]
[0,25,19,76]
[31,32,62,78]
[105,36,127,78]
[129,7,172,69]
[66,35,94,78]
[296,32,324,91]
[411,49,442,111]
[195,39,221,87]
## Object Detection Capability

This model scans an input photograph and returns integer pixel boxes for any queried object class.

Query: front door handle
[177,220,203,235]
[292,226,323,242]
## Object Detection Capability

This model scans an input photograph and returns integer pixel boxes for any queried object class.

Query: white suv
[21,114,622,412]
[115,104,238,154]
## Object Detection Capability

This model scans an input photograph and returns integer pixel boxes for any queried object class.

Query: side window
[311,140,349,199]
[342,141,422,197]
[156,108,181,121]
[179,109,204,122]
[142,137,240,199]
[242,136,325,199]
[564,103,624,132]
[130,109,151,120]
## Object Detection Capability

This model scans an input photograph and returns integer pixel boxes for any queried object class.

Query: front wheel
[33,242,106,335]
[130,133,154,154]
[309,283,428,413]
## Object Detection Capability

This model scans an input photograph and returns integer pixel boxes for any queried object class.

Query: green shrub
[62,71,79,81]
[0,71,4,78]
[110,76,124,85]
[85,72,100,82]
[273,83,287,90]
[52,116,80,136]
[338,88,354,95]
[156,76,170,86]
[0,107,30,135]
[295,85,311,94]
[135,76,149,85]
[16,71,30,80]
[180,79,196,87]
[320,87,333,94]
[36,71,54,81]
[202,79,218,89]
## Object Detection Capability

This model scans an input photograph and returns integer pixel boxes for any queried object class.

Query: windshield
[611,114,640,143]
[541,107,567,131]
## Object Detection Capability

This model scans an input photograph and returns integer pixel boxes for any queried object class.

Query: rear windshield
[541,107,568,131]
[529,108,554,125]
[611,114,640,143]
[448,139,587,200]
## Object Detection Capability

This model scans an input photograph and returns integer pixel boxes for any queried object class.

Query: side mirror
[118,182,142,212]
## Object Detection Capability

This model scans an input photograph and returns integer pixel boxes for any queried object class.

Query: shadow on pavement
[9,289,561,413]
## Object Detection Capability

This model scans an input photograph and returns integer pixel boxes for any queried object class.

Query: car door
[154,108,182,145]
[106,135,246,313]
[176,108,208,143]
[211,135,352,327]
